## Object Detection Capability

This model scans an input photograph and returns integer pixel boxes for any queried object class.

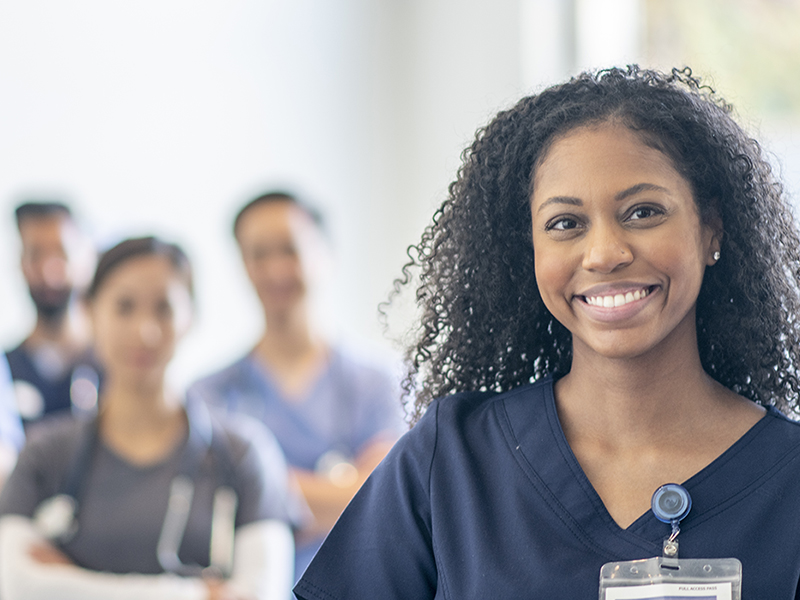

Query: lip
[127,350,161,369]
[574,284,661,323]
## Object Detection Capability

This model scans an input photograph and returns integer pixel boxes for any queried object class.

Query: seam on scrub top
[294,579,342,600]
[678,426,800,532]
[683,408,782,488]
[494,385,622,560]
[429,398,451,600]
[541,379,660,553]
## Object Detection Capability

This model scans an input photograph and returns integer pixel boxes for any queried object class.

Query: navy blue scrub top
[295,376,800,600]
[5,344,101,424]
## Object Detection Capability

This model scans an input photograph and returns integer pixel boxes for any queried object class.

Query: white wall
[3,0,797,390]
[0,0,533,387]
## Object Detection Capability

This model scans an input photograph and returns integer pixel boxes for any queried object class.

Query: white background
[1,0,798,388]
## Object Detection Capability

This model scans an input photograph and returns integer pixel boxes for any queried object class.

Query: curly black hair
[392,65,800,424]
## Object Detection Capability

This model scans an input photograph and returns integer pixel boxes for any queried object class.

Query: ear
[173,292,195,339]
[177,311,194,338]
[704,206,724,266]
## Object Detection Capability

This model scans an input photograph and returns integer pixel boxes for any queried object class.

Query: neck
[97,375,187,467]
[37,310,67,333]
[258,305,322,363]
[26,309,88,353]
[99,377,181,431]
[254,308,329,399]
[557,329,727,447]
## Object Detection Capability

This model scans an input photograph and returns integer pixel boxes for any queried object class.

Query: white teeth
[585,287,650,308]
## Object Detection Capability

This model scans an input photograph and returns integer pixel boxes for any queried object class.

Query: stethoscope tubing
[39,402,239,578]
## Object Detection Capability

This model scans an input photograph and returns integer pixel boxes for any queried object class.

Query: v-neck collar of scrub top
[495,375,788,560]
[245,347,341,406]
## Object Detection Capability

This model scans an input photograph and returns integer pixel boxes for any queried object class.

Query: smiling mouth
[582,286,656,308]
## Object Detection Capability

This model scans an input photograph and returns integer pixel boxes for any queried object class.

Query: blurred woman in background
[0,236,295,600]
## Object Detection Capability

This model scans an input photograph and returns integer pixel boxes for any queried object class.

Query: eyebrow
[615,182,670,202]
[535,182,671,214]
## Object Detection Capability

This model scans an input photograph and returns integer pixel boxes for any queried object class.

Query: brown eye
[627,204,665,222]
[545,216,581,232]
[250,247,269,261]
[156,300,173,319]
[116,298,134,315]
[280,244,298,258]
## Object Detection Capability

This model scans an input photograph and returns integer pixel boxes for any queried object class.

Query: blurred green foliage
[645,0,800,119]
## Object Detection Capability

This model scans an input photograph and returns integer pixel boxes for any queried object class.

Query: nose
[582,222,633,273]
[41,256,69,289]
[138,318,162,347]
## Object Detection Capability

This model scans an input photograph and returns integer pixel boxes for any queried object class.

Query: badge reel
[599,484,742,600]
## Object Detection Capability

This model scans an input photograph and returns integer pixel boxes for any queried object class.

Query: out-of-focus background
[2,0,799,387]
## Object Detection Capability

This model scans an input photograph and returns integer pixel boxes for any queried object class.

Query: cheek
[159,318,180,344]
[533,244,573,311]
[21,261,42,282]
[91,313,121,364]
[650,229,708,289]
[280,256,305,281]
[243,260,263,285]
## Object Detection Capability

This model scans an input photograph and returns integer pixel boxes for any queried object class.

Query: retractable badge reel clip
[651,483,691,558]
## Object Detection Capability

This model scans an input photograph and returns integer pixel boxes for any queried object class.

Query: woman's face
[90,254,192,387]
[530,122,719,362]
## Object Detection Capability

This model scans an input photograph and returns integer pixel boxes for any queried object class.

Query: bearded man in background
[5,201,99,426]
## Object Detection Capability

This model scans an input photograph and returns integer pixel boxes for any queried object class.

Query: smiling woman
[532,123,718,365]
[293,66,800,600]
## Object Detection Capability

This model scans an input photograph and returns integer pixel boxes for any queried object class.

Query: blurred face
[236,201,326,319]
[530,123,719,362]
[90,255,192,387]
[19,215,91,320]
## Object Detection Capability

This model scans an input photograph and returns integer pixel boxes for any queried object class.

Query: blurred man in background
[190,190,406,583]
[5,201,100,426]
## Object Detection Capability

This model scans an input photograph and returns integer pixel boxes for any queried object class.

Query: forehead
[19,214,72,239]
[236,201,316,244]
[532,124,686,200]
[100,254,184,292]
[18,215,79,251]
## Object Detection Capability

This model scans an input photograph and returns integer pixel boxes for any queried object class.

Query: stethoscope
[33,401,239,578]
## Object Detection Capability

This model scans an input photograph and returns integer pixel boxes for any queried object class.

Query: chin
[118,364,167,385]
[263,298,303,316]
[576,335,664,362]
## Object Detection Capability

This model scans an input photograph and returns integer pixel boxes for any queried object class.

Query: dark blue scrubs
[5,344,100,424]
[295,376,800,599]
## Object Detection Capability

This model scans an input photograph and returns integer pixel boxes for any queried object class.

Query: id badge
[599,556,742,599]
[599,484,742,599]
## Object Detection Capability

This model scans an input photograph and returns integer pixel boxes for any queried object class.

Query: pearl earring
[713,251,721,261]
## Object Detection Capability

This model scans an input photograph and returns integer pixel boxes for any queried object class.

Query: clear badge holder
[599,484,742,600]
[599,555,742,599]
